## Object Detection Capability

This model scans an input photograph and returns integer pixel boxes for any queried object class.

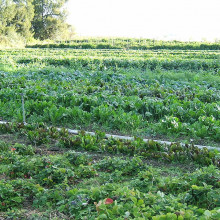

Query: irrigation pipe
[0,120,219,152]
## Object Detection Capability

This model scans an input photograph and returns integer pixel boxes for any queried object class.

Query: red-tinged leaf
[105,198,114,204]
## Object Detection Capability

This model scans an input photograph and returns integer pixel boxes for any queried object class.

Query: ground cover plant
[0,46,219,145]
[0,122,219,219]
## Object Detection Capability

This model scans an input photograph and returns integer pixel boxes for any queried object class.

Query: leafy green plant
[12,143,35,155]
[65,150,92,166]
[0,181,24,211]
[0,141,9,152]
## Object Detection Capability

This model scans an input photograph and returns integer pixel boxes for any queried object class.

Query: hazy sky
[66,0,220,41]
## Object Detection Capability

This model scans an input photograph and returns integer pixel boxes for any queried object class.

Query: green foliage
[0,127,219,218]
[0,180,24,211]
[13,143,35,155]
[0,0,72,45]
[32,0,74,40]
[65,150,92,166]
[184,184,220,209]
[12,0,34,39]
[95,156,144,176]
[0,141,9,152]
[0,48,219,142]
[0,0,17,35]
[32,0,69,40]
[0,33,220,220]
[0,179,40,211]
[0,123,219,167]
[28,38,220,50]
[0,0,34,40]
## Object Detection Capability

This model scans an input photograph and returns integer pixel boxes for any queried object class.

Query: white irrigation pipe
[0,120,219,152]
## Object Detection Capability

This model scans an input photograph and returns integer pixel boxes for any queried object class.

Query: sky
[66,0,220,41]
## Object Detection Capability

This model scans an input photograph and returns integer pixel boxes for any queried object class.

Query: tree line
[0,0,74,42]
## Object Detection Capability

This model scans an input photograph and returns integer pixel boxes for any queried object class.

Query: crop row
[1,48,219,60]
[14,57,219,72]
[1,48,219,74]
[26,37,220,50]
[0,122,219,166]
[1,49,219,63]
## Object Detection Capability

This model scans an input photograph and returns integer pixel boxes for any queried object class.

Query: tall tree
[0,0,17,35]
[12,0,34,39]
[0,0,34,39]
[32,0,69,40]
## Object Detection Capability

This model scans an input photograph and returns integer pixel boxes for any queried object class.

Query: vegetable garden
[0,40,219,219]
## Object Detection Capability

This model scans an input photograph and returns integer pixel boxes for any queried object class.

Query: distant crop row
[26,37,220,50]
[1,48,219,73]
[18,57,219,72]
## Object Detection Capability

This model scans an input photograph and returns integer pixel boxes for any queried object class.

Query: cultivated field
[0,40,220,219]
[0,47,219,145]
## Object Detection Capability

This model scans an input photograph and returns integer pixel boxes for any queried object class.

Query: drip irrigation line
[0,120,219,151]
